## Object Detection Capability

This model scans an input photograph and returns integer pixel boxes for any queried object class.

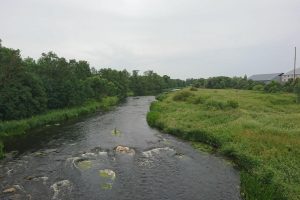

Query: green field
[147,88,300,200]
[0,96,118,158]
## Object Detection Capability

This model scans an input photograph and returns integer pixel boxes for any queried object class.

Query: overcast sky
[0,0,299,79]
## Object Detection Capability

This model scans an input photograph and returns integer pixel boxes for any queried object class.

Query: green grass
[147,88,300,200]
[0,96,119,157]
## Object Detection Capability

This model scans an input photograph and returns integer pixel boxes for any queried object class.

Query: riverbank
[147,88,300,200]
[0,96,119,158]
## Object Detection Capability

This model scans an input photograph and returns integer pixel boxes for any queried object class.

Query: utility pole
[294,47,297,80]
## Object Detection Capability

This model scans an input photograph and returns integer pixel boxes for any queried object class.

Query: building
[281,68,300,82]
[248,73,283,84]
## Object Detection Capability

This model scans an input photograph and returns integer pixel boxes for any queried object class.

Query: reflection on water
[0,97,241,200]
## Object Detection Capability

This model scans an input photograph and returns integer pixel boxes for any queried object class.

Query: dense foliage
[186,76,260,90]
[0,41,185,121]
[148,88,300,200]
[187,76,300,103]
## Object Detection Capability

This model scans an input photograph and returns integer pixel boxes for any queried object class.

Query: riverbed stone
[99,169,116,180]
[3,187,16,193]
[50,180,73,200]
[77,160,92,170]
[115,146,135,155]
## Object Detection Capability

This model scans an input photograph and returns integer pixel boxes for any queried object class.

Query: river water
[0,97,241,200]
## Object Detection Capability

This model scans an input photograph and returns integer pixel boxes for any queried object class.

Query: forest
[0,41,185,121]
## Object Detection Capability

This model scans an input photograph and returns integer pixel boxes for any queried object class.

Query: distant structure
[281,68,300,82]
[248,73,283,84]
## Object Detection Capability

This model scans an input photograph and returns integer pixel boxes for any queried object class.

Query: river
[0,97,241,200]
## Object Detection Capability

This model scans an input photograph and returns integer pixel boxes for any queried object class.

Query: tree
[0,45,47,120]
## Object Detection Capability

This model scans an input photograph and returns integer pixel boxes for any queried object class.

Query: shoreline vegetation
[0,96,118,158]
[147,88,300,200]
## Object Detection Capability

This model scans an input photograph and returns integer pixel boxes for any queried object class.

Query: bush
[156,93,168,101]
[190,87,198,91]
[190,96,206,104]
[205,100,227,110]
[173,91,194,101]
[227,100,239,109]
[205,99,239,110]
[253,85,264,91]
[264,81,282,93]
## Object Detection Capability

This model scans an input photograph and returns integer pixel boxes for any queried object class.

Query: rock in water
[77,160,92,170]
[99,169,116,180]
[115,146,135,155]
[50,180,72,200]
[3,187,16,193]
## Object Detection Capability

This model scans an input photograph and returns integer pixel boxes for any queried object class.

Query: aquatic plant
[111,128,121,136]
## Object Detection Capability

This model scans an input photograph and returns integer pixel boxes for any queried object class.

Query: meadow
[147,88,300,200]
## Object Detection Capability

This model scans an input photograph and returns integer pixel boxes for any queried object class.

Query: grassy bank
[0,96,119,158]
[147,88,300,200]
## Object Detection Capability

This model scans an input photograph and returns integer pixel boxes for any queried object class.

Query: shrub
[156,93,168,101]
[173,91,194,101]
[190,96,206,104]
[205,99,239,110]
[264,81,282,93]
[190,87,198,91]
[227,100,239,109]
[253,85,264,91]
[205,100,227,110]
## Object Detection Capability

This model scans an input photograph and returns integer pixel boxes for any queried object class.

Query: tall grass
[147,88,300,200]
[0,96,118,157]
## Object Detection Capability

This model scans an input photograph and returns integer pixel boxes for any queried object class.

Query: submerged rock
[99,169,116,190]
[24,176,49,184]
[3,187,16,193]
[50,180,72,200]
[34,152,47,157]
[81,152,97,158]
[99,169,116,180]
[101,183,113,190]
[142,147,175,158]
[66,157,93,170]
[90,147,108,156]
[77,160,92,170]
[115,146,135,155]
[24,176,34,180]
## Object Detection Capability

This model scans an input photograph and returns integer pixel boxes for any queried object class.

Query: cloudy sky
[0,0,299,79]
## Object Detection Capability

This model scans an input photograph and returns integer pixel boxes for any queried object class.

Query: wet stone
[50,180,73,200]
[115,146,135,155]
[99,169,116,180]
[3,187,16,193]
[77,160,92,170]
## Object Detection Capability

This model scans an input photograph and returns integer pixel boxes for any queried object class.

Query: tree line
[0,41,185,121]
[187,76,300,102]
